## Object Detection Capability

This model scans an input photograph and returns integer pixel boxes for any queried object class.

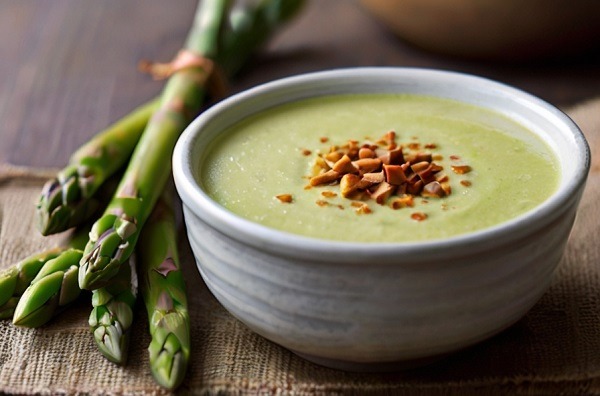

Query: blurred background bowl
[360,0,600,61]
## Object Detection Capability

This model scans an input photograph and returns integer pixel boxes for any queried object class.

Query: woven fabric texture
[0,99,599,395]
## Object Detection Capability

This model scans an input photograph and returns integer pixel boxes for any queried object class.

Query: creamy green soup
[200,94,559,242]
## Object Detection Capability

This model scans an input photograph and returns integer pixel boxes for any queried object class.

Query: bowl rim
[173,67,590,262]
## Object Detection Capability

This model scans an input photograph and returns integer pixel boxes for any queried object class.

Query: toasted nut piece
[390,194,414,209]
[425,143,437,149]
[429,162,443,172]
[406,179,424,195]
[325,151,343,163]
[340,173,361,197]
[320,137,329,143]
[310,169,340,186]
[333,154,359,174]
[411,212,428,221]
[316,199,329,207]
[450,155,460,160]
[412,161,440,184]
[451,164,472,174]
[433,154,444,161]
[352,158,382,174]
[354,203,372,214]
[301,148,312,156]
[312,156,331,176]
[384,130,396,144]
[359,147,376,159]
[435,171,449,183]
[370,181,395,205]
[378,146,405,165]
[383,164,407,185]
[414,152,433,163]
[441,182,452,195]
[411,161,430,174]
[276,194,293,203]
[421,181,446,198]
[321,190,337,198]
[361,170,385,184]
[460,180,472,187]
[407,142,420,150]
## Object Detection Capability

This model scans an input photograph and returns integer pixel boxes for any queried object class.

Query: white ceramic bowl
[173,68,590,371]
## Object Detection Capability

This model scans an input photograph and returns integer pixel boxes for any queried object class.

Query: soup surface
[200,94,559,242]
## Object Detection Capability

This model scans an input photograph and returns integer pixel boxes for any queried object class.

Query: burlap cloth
[1,98,600,396]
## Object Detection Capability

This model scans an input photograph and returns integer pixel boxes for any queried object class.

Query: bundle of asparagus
[2,0,304,390]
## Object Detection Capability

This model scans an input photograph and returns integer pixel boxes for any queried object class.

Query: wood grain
[0,0,599,167]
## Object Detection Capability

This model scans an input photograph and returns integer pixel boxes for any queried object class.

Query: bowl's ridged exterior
[183,194,579,368]
[173,68,590,370]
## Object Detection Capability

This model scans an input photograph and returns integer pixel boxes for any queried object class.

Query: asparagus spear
[221,0,305,76]
[137,195,190,389]
[89,259,137,365]
[36,98,159,236]
[1,221,92,323]
[78,0,231,290]
[78,0,305,291]
[12,248,84,328]
[0,248,64,319]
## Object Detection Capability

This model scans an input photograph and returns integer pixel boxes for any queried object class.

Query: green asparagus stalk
[12,248,84,327]
[79,0,305,291]
[221,0,305,76]
[137,195,189,389]
[0,248,64,319]
[36,98,159,236]
[78,0,231,290]
[89,259,137,365]
[1,222,92,322]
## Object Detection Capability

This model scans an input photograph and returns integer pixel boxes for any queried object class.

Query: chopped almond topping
[333,154,359,174]
[451,165,472,174]
[411,212,428,221]
[340,173,361,197]
[406,179,424,195]
[309,169,340,186]
[379,146,404,165]
[383,164,407,185]
[390,194,414,209]
[441,182,452,195]
[301,148,312,156]
[358,147,376,159]
[355,203,372,214]
[370,181,395,205]
[320,137,329,143]
[276,194,293,203]
[325,151,343,163]
[361,170,385,184]
[421,181,446,198]
[352,158,382,174]
[414,152,433,163]
[435,172,449,183]
[303,131,471,216]
[312,156,330,176]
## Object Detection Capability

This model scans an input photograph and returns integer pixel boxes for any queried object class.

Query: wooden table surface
[1,0,600,169]
[1,2,600,394]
